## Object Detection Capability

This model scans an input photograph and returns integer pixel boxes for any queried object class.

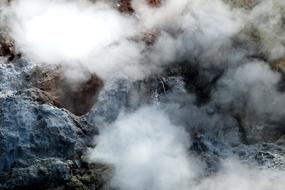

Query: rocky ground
[0,44,284,190]
[0,0,285,189]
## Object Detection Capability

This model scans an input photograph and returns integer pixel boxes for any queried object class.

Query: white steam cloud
[2,0,285,189]
[7,0,243,80]
[14,1,134,62]
[88,106,285,190]
[196,160,285,190]
[9,0,144,80]
[88,106,200,190]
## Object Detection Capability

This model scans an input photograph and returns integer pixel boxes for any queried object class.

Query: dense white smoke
[2,0,285,189]
[86,0,285,189]
[7,0,243,81]
[214,61,284,118]
[88,106,285,190]
[88,106,200,190]
[11,0,133,61]
[247,0,285,60]
[5,0,285,77]
[195,159,285,190]
[8,0,146,80]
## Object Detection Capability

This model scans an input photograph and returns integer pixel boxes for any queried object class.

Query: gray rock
[223,0,262,9]
[244,120,285,144]
[87,78,131,127]
[0,93,93,188]
[165,104,241,147]
[0,60,32,93]
[276,135,285,146]
[234,143,285,169]
[0,158,70,189]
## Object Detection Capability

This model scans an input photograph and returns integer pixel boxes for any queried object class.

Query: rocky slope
[0,0,285,189]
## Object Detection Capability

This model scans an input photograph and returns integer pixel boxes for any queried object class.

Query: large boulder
[0,92,97,189]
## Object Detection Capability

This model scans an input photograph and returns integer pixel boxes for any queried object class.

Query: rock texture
[0,91,98,189]
[28,66,103,116]
[0,59,104,189]
[0,0,285,189]
[224,0,260,9]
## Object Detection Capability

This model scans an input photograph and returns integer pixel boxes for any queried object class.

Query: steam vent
[1,0,285,189]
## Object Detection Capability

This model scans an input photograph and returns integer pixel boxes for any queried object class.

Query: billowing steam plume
[2,0,285,190]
